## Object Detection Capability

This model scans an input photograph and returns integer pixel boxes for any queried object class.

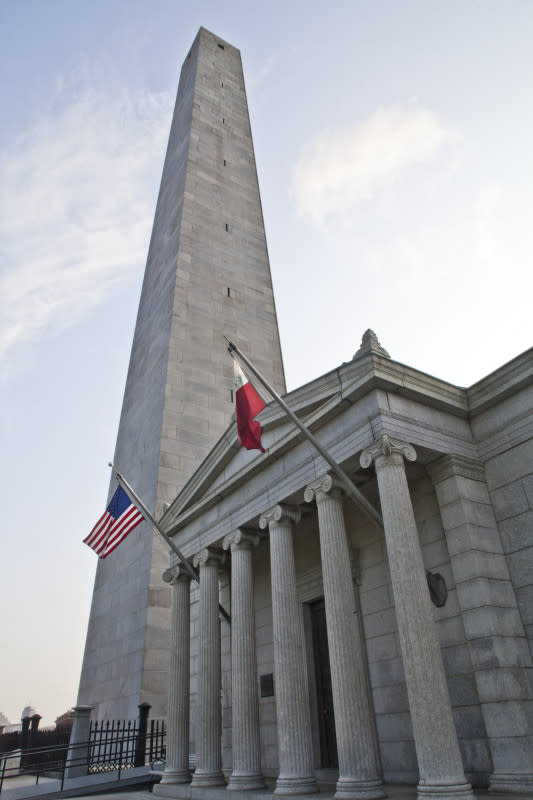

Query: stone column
[223,530,265,790]
[65,706,92,778]
[190,548,226,787]
[160,565,192,785]
[305,475,385,800]
[259,504,318,795]
[360,436,474,800]
[428,455,533,795]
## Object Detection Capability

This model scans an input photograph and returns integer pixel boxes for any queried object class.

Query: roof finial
[353,329,390,360]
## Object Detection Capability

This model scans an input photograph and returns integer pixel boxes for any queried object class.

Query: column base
[274,775,319,795]
[417,781,474,800]
[227,772,266,791]
[335,777,386,800]
[489,772,533,794]
[191,770,226,788]
[160,768,192,785]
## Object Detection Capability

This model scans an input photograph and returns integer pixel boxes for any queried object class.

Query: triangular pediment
[159,350,473,536]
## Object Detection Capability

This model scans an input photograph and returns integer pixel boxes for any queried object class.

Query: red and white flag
[234,361,266,452]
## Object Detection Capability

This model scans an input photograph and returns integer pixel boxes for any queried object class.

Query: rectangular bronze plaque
[260,673,274,697]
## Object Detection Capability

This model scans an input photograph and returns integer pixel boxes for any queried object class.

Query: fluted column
[305,475,385,800]
[223,530,265,791]
[259,504,318,795]
[360,436,474,800]
[190,548,226,787]
[160,565,192,785]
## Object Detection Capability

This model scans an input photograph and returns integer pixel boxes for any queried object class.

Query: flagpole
[226,340,384,531]
[109,463,231,624]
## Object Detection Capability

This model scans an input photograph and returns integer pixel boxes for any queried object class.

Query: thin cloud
[0,73,172,374]
[291,102,460,226]
[247,52,281,92]
[474,182,502,262]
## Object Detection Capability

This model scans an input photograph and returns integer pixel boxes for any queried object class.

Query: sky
[1,0,532,726]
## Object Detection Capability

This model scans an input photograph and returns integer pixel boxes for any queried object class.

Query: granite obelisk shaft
[77,28,285,720]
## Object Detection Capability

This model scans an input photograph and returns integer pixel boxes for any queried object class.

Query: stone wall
[412,475,492,786]
[469,368,533,658]
[485,436,533,655]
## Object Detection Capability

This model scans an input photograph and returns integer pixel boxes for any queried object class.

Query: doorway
[310,599,338,768]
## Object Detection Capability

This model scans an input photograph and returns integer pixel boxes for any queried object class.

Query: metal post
[118,737,123,781]
[134,703,150,767]
[20,716,30,769]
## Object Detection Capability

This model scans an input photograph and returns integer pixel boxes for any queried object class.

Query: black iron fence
[88,718,166,774]
[0,727,71,760]
[1,741,72,790]
[0,716,165,793]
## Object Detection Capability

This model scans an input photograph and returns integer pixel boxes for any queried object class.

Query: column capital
[259,503,301,530]
[163,565,193,585]
[304,473,343,504]
[193,548,226,569]
[360,434,417,469]
[222,529,261,552]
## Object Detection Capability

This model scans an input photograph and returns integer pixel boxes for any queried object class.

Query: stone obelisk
[77,27,285,720]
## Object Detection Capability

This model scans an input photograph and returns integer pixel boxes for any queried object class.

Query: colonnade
[158,436,474,800]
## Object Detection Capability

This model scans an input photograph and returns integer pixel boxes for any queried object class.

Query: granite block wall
[485,438,533,655]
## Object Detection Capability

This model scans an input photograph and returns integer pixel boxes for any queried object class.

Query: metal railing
[88,718,166,774]
[0,720,165,793]
[0,728,71,763]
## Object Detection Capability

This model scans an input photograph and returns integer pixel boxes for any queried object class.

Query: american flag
[84,486,144,558]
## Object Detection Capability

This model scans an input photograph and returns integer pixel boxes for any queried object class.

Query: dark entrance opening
[310,598,338,768]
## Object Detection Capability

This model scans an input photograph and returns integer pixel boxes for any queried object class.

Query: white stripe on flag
[84,511,112,552]
[107,504,143,539]
[89,525,110,552]
[102,506,144,558]
[89,525,112,553]
[84,511,109,545]
[89,527,112,556]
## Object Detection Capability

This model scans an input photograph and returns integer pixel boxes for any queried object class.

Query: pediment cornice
[467,346,533,413]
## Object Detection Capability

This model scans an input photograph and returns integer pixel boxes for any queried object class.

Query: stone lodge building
[152,332,533,800]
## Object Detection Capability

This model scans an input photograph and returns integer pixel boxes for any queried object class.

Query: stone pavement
[3,776,532,800]
[0,767,156,800]
[74,790,533,800]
